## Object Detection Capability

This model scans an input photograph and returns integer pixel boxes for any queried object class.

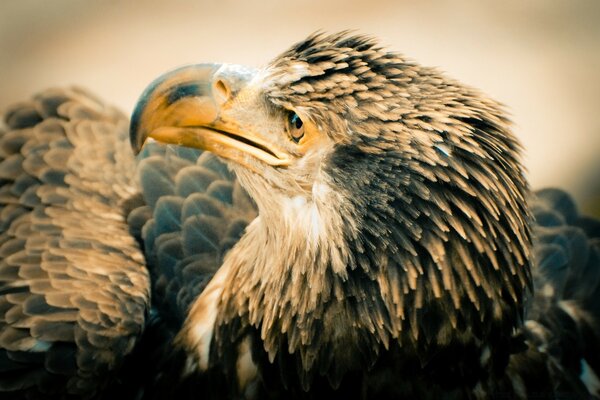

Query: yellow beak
[130,63,290,167]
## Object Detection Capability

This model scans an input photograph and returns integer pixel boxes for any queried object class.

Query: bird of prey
[0,32,598,399]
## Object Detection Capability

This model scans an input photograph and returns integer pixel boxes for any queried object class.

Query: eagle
[0,32,598,399]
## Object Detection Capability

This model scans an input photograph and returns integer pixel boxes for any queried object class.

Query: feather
[0,88,149,398]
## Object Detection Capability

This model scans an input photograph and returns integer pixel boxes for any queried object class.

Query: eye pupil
[293,114,303,129]
[288,112,305,143]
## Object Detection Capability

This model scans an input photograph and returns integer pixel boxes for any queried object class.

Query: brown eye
[288,112,304,143]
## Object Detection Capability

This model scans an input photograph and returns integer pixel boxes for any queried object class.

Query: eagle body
[0,32,599,399]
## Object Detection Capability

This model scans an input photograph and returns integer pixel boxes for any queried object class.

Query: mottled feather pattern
[0,88,149,398]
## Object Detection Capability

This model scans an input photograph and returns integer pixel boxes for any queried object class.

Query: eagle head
[130,32,532,395]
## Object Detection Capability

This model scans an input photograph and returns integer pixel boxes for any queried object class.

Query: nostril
[214,78,230,104]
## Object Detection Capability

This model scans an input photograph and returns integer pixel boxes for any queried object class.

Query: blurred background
[1,0,599,216]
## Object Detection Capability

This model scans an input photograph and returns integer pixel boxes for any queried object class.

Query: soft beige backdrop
[1,0,599,216]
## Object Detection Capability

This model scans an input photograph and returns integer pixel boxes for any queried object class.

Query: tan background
[1,0,599,216]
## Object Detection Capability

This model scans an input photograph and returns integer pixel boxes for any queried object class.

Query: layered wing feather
[110,131,257,399]
[0,87,258,399]
[0,88,149,399]
[133,142,257,331]
[515,188,600,397]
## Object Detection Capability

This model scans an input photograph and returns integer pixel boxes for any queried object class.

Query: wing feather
[0,88,150,398]
[136,141,257,329]
[522,188,600,396]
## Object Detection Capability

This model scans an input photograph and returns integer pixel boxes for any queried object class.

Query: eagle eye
[287,111,305,143]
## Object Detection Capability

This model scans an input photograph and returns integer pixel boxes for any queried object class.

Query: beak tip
[129,128,144,157]
[129,91,150,156]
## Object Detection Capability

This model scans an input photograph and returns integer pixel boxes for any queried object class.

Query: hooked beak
[130,63,290,167]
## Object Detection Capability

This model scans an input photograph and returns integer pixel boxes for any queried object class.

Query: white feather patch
[179,262,230,372]
[281,194,325,244]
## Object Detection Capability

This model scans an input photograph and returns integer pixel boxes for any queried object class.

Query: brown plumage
[1,32,599,399]
[0,88,149,397]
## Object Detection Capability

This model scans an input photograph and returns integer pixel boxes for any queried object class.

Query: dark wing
[112,141,257,398]
[133,143,256,330]
[0,88,149,399]
[517,188,600,397]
